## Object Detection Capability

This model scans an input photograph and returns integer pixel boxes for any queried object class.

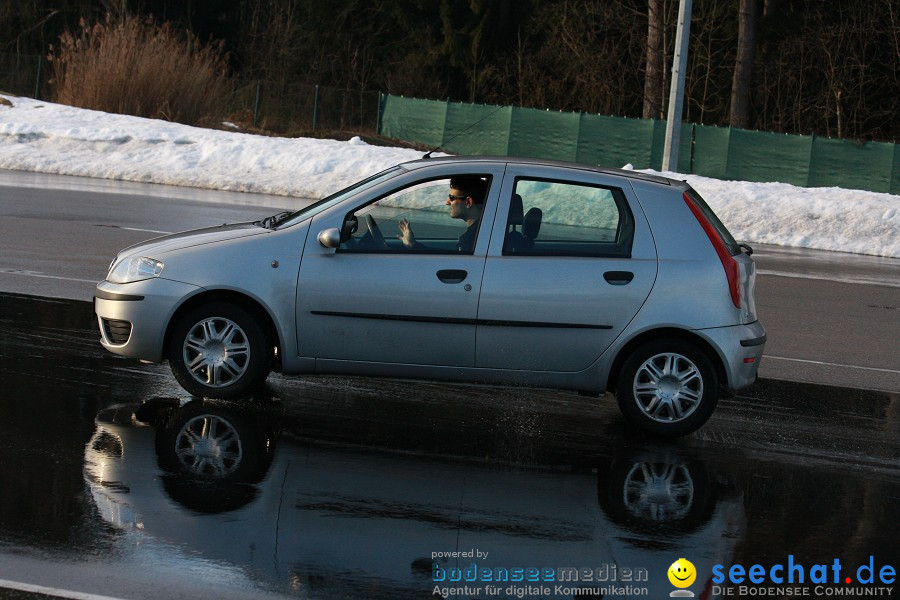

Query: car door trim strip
[310,310,612,329]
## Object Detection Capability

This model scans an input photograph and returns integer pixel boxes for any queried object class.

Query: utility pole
[662,0,692,172]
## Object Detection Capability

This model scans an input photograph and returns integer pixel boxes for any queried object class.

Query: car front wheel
[616,339,719,436]
[167,303,269,398]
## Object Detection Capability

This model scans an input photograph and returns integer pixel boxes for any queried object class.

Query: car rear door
[475,166,657,372]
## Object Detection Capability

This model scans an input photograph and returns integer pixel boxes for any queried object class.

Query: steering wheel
[363,214,388,248]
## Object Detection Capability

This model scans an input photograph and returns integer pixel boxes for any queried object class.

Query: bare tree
[643,0,665,119]
[684,0,733,124]
[730,0,757,128]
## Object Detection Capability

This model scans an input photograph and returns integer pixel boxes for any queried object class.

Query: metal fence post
[376,92,384,135]
[312,85,320,131]
[34,55,43,100]
[689,123,696,174]
[253,81,261,128]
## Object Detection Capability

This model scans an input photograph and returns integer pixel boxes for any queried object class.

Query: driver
[397,176,487,253]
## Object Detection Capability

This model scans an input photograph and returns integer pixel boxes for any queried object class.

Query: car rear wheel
[616,339,718,436]
[168,303,269,398]
[596,447,716,535]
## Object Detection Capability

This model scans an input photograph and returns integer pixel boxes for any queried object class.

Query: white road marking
[0,578,127,600]
[766,355,900,374]
[757,269,900,288]
[0,268,97,283]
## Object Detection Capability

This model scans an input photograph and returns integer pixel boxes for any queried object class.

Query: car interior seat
[521,207,542,250]
[505,194,525,252]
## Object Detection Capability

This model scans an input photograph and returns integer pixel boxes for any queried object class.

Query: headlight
[107,256,164,283]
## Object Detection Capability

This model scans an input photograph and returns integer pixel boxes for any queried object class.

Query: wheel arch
[164,289,283,370]
[606,327,728,394]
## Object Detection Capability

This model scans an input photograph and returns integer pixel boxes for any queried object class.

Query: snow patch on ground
[1,93,897,257]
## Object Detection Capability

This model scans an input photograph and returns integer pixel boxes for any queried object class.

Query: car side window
[338,176,490,254]
[502,178,634,258]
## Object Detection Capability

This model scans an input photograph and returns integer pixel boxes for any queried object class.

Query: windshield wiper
[255,211,293,230]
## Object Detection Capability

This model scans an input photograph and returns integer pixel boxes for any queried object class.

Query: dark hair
[450,176,488,204]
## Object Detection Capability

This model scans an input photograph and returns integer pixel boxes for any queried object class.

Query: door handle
[436,269,468,284]
[604,271,634,285]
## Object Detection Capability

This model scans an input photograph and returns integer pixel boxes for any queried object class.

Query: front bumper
[698,320,767,392]
[94,278,202,363]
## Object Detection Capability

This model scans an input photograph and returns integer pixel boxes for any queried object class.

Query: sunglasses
[448,194,468,201]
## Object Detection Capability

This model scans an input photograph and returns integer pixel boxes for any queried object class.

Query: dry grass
[49,16,228,126]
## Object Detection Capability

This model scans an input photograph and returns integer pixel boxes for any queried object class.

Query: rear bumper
[698,320,767,392]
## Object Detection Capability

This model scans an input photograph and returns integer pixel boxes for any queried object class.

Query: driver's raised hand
[398,218,416,248]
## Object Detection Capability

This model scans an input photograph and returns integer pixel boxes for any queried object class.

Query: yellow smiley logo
[668,558,697,588]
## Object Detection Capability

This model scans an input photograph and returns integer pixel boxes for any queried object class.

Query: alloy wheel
[622,461,694,521]
[632,352,704,423]
[174,414,243,477]
[182,317,251,388]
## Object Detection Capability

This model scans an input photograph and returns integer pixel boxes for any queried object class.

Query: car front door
[296,166,503,368]
[476,166,657,372]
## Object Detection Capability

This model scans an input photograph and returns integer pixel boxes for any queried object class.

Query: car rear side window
[684,188,741,256]
[503,178,634,258]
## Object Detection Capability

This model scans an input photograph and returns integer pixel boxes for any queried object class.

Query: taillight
[683,193,741,309]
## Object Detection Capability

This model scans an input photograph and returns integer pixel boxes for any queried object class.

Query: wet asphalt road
[0,293,897,600]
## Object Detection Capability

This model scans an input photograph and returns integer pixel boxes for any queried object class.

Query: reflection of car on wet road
[84,399,746,598]
[94,157,765,435]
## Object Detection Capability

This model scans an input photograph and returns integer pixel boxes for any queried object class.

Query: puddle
[0,292,896,599]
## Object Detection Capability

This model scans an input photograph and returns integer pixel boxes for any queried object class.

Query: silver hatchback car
[95,156,765,436]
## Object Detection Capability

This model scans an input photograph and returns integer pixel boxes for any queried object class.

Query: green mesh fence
[691,125,731,179]
[809,137,897,194]
[726,129,813,185]
[380,95,446,148]
[379,94,898,194]
[577,114,654,169]
[443,103,512,155]
[507,107,581,161]
[649,121,694,173]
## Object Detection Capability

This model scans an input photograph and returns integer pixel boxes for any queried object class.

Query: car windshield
[274,165,405,229]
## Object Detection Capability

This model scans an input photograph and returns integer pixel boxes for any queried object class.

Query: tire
[167,302,270,399]
[154,401,275,513]
[596,447,716,536]
[616,339,719,436]
[155,401,275,484]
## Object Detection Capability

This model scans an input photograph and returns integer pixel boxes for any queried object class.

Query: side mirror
[317,228,341,248]
[739,243,753,256]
